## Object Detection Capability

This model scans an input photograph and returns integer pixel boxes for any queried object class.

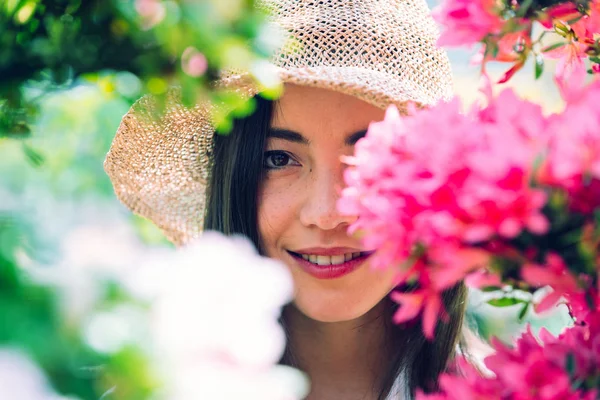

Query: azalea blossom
[568,0,600,46]
[432,0,505,47]
[540,2,581,29]
[539,78,600,214]
[470,25,533,83]
[521,253,581,313]
[340,89,549,337]
[418,324,600,399]
[544,37,588,83]
[542,1,600,82]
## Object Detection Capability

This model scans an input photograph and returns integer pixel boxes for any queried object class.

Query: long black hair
[203,95,468,399]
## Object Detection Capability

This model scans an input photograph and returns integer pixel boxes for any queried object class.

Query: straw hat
[104,0,454,246]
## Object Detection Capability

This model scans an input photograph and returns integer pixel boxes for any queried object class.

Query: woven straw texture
[104,0,454,245]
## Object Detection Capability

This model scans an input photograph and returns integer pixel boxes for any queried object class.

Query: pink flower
[542,1,600,43]
[464,268,502,288]
[544,38,588,84]
[340,90,550,337]
[486,331,574,399]
[428,246,491,290]
[391,284,445,340]
[417,357,505,400]
[543,1,600,84]
[565,284,600,325]
[421,323,600,399]
[391,246,488,338]
[570,1,600,46]
[539,78,600,214]
[433,0,505,47]
[540,3,580,29]
[521,253,581,313]
[135,0,166,30]
[182,47,208,78]
[470,25,533,83]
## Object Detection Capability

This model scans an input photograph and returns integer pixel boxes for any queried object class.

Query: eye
[263,151,300,170]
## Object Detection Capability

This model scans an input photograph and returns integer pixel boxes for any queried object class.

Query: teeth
[317,255,330,266]
[331,255,345,265]
[299,252,362,265]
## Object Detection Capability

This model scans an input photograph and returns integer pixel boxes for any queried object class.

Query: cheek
[257,180,300,254]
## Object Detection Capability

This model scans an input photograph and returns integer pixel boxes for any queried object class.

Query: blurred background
[0,0,572,397]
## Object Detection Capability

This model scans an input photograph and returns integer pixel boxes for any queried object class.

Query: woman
[105,0,468,399]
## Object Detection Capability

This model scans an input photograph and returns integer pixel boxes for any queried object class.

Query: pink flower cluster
[539,79,600,214]
[340,73,600,338]
[545,1,600,46]
[417,316,600,400]
[434,0,600,83]
[339,89,551,337]
[543,1,600,80]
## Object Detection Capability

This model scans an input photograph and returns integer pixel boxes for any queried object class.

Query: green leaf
[484,40,499,60]
[586,290,596,309]
[541,42,567,53]
[517,302,530,321]
[22,143,44,166]
[593,209,600,240]
[566,15,584,25]
[589,56,600,64]
[487,297,527,307]
[535,55,544,79]
[481,286,502,293]
[516,0,534,17]
[3,0,27,16]
[566,353,576,377]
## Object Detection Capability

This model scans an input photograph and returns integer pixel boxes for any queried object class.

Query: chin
[293,298,374,323]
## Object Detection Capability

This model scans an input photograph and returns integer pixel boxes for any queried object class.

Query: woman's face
[258,84,398,322]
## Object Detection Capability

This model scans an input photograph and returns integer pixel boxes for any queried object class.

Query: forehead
[272,84,385,137]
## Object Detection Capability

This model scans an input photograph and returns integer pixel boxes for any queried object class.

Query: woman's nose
[299,166,357,231]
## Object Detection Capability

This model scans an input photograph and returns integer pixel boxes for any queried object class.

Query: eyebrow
[267,128,368,146]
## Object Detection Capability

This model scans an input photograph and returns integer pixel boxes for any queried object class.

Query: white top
[385,375,408,400]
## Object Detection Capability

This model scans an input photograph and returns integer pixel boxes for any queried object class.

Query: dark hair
[204,96,468,399]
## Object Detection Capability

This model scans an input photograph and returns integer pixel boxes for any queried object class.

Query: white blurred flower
[251,59,282,91]
[254,22,285,55]
[173,364,307,400]
[83,305,148,354]
[0,348,71,400]
[146,231,308,399]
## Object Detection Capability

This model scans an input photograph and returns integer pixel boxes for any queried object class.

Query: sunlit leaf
[487,297,528,307]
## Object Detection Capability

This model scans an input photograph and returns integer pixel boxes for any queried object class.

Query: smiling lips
[299,252,364,265]
[287,248,375,279]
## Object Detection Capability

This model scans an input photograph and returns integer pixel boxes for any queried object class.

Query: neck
[282,301,392,400]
